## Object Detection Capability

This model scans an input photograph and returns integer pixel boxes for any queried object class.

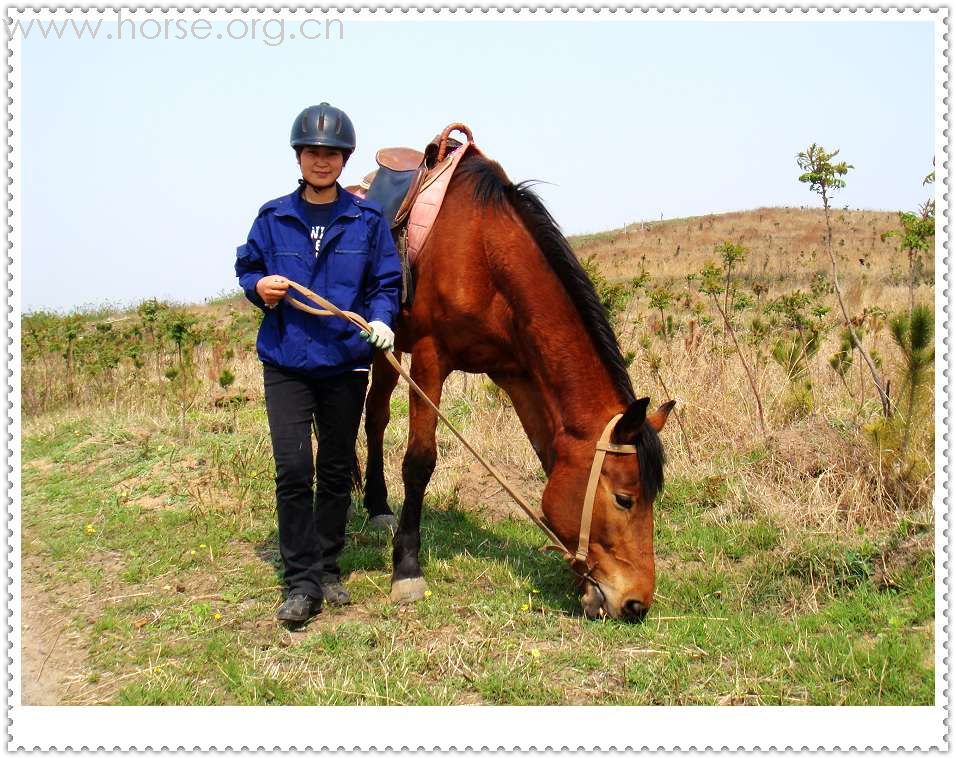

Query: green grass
[21,410,934,705]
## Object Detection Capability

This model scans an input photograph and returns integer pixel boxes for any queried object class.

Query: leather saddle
[345,124,476,306]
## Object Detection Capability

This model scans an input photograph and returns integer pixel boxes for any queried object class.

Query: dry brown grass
[576,206,924,288]
[377,208,933,536]
[19,201,937,705]
[24,207,935,540]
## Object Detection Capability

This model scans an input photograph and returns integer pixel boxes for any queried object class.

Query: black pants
[263,363,369,598]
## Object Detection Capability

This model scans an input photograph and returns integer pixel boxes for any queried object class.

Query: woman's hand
[360,320,395,351]
[256,275,290,308]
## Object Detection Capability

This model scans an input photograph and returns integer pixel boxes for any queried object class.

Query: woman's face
[298,146,345,189]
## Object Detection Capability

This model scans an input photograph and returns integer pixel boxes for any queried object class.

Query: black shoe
[276,592,322,623]
[320,580,352,607]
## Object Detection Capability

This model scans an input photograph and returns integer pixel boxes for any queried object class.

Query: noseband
[555,413,638,596]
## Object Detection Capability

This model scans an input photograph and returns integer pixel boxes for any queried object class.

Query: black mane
[635,421,666,504]
[456,153,636,406]
[455,153,666,503]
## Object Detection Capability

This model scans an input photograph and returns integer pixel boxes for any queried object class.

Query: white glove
[360,320,395,351]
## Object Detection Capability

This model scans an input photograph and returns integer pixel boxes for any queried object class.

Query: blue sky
[20,16,936,313]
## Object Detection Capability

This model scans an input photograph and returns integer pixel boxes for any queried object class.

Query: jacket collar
[272,182,361,228]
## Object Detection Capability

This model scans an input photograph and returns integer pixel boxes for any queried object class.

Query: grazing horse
[362,151,673,621]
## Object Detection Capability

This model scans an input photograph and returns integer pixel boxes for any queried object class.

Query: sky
[19,15,937,313]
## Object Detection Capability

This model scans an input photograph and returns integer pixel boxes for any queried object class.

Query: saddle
[348,123,480,306]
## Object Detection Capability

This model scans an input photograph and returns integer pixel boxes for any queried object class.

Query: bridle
[280,279,637,596]
[551,413,637,597]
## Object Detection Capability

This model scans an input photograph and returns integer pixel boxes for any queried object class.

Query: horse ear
[647,399,676,432]
[613,398,650,444]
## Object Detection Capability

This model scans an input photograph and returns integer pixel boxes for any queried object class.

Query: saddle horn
[436,123,473,163]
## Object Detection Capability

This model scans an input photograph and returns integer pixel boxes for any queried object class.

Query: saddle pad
[366,167,420,227]
[406,142,482,265]
[376,147,425,172]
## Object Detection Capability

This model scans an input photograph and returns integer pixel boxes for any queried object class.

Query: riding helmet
[290,103,356,156]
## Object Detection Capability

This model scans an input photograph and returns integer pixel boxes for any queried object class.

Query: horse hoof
[369,514,398,536]
[390,577,428,604]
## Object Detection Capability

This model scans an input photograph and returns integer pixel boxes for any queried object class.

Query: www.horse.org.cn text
[6,13,346,47]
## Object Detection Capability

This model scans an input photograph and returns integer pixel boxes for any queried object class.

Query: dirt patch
[19,578,89,705]
[764,416,871,480]
[454,461,545,523]
[130,493,172,511]
[25,458,58,475]
[872,530,934,590]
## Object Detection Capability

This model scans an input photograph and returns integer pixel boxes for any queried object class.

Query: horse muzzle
[581,579,651,623]
[581,580,608,619]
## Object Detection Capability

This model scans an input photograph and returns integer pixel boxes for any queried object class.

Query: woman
[235,103,402,623]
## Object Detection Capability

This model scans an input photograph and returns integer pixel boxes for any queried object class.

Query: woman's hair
[294,145,352,164]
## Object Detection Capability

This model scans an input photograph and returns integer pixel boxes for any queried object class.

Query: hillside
[201,206,919,318]
[19,203,934,706]
[566,206,915,287]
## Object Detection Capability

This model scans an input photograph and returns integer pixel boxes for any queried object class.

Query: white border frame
[4,6,949,751]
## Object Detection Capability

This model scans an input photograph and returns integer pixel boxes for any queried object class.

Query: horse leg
[363,348,403,517]
[391,340,448,603]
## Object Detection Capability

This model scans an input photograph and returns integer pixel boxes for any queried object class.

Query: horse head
[545,398,675,623]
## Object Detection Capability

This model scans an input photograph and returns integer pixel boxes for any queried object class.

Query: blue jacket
[235,183,402,378]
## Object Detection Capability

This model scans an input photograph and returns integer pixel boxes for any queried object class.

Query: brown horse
[362,151,674,622]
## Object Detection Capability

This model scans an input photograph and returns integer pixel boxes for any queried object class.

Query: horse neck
[487,214,626,465]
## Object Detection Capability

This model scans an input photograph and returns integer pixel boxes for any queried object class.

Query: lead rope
[280,280,576,563]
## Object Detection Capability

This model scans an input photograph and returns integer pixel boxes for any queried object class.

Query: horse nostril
[622,599,648,622]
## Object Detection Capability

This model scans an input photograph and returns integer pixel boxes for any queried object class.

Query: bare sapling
[881,168,935,316]
[163,310,202,438]
[829,327,858,412]
[699,242,767,438]
[639,335,694,462]
[797,144,891,417]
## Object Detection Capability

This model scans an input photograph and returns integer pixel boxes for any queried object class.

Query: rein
[280,279,634,587]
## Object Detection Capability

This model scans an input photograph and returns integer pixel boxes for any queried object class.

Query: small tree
[865,304,934,506]
[888,305,934,462]
[137,298,168,375]
[699,247,767,438]
[881,169,935,315]
[766,288,829,411]
[162,310,201,437]
[61,315,85,402]
[829,328,856,407]
[719,241,746,319]
[580,254,630,328]
[218,368,235,390]
[797,144,891,416]
[771,331,820,421]
[164,311,200,373]
[646,283,676,339]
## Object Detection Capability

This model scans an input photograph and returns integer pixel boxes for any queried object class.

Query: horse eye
[614,493,634,510]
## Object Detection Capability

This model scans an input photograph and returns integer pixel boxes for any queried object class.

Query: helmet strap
[298,178,325,195]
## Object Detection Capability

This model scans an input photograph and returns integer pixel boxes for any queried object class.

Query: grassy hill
[569,206,913,285]
[19,205,935,706]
